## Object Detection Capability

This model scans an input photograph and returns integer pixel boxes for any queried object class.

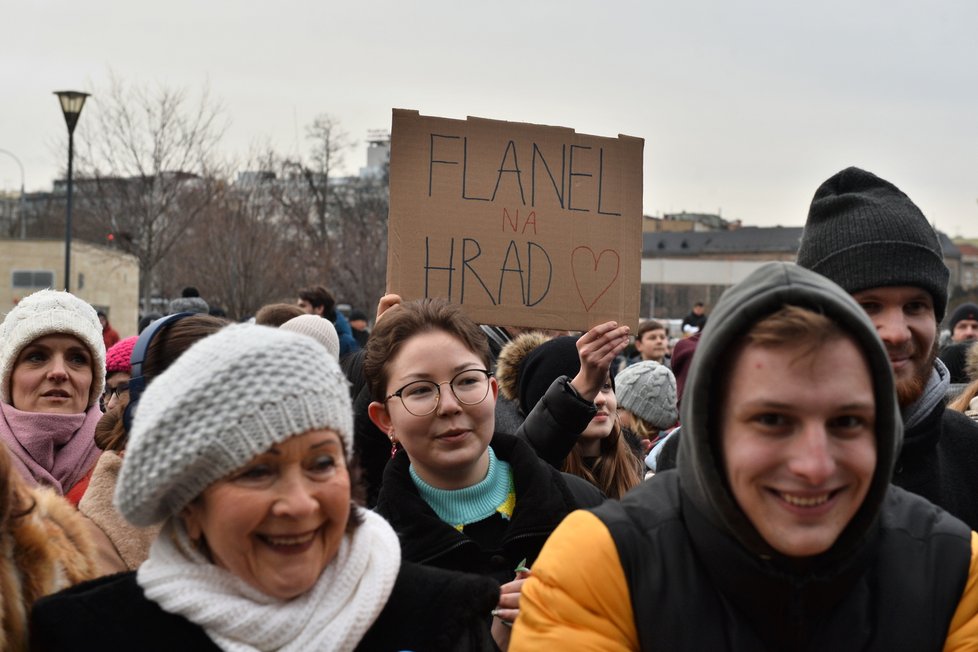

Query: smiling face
[10,334,94,413]
[851,285,936,406]
[368,329,497,490]
[579,379,617,456]
[721,336,877,558]
[180,429,351,601]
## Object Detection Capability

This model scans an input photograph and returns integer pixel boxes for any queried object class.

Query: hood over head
[678,262,900,564]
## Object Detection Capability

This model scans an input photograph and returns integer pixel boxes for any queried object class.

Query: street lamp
[54,90,90,292]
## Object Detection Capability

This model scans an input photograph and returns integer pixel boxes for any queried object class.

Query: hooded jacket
[512,263,978,651]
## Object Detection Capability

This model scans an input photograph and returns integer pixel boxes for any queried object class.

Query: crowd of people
[1,165,978,650]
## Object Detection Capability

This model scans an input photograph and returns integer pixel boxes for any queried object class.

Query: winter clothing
[116,324,352,526]
[670,332,699,407]
[513,262,978,650]
[105,336,138,375]
[79,451,160,570]
[32,554,498,652]
[333,310,360,358]
[680,309,706,334]
[614,360,678,429]
[280,313,340,359]
[501,333,576,416]
[166,296,209,315]
[940,341,976,384]
[375,433,602,587]
[0,289,106,407]
[100,323,120,350]
[796,166,950,321]
[949,303,978,335]
[892,358,978,530]
[0,402,101,495]
[1,485,99,650]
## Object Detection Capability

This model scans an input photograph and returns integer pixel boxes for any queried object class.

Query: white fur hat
[116,323,353,526]
[0,289,106,407]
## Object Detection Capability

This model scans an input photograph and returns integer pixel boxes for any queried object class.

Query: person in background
[513,262,978,650]
[97,311,120,349]
[32,324,499,651]
[81,314,228,573]
[280,313,341,360]
[0,290,105,500]
[680,301,707,336]
[365,298,602,650]
[948,303,978,343]
[497,331,642,499]
[796,166,978,531]
[348,309,370,348]
[631,319,670,366]
[254,302,304,327]
[101,336,137,413]
[297,285,360,358]
[615,360,678,456]
[166,287,209,316]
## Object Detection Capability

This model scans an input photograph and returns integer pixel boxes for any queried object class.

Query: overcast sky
[3,0,976,237]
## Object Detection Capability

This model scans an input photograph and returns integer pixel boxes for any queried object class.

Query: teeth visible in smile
[263,531,316,546]
[780,493,830,507]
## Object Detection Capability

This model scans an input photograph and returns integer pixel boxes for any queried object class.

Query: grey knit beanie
[280,314,340,359]
[166,296,209,315]
[115,323,353,526]
[614,361,678,429]
[0,289,106,407]
[796,167,949,320]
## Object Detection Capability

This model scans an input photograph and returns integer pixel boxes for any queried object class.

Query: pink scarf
[0,402,102,495]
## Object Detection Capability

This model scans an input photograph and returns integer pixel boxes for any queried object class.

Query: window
[12,270,55,289]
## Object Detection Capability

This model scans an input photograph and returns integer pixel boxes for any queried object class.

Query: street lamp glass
[54,91,90,133]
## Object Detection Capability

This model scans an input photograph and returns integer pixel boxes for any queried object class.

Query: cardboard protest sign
[387,109,643,331]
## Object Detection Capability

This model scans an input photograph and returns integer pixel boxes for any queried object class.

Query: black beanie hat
[948,303,978,333]
[518,335,582,415]
[796,167,949,321]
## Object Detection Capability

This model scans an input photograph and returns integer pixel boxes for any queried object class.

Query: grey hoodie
[677,261,902,562]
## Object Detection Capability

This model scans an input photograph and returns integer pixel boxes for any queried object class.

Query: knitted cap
[115,323,353,526]
[0,289,106,407]
[949,303,978,332]
[614,361,678,429]
[166,296,209,315]
[280,314,340,359]
[797,167,949,320]
[106,336,139,375]
[518,335,582,415]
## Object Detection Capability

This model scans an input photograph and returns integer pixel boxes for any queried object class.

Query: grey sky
[3,0,976,236]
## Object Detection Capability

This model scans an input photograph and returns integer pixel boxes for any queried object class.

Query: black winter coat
[31,562,498,652]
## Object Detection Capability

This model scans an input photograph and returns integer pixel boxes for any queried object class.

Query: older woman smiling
[32,324,497,651]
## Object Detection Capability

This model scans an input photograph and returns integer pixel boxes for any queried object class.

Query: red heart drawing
[571,246,621,311]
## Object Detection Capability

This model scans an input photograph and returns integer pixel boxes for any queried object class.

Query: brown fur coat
[1,487,98,650]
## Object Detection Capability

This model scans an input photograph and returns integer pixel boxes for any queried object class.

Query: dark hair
[635,319,665,341]
[182,287,200,298]
[255,303,305,327]
[363,299,491,403]
[298,285,337,322]
[97,315,229,451]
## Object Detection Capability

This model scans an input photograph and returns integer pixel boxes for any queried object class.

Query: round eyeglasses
[103,381,130,402]
[385,369,493,417]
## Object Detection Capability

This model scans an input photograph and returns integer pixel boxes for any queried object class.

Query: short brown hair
[741,305,845,357]
[635,319,666,341]
[255,303,304,327]
[363,299,491,402]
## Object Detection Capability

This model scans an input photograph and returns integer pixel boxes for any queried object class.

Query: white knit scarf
[137,508,401,652]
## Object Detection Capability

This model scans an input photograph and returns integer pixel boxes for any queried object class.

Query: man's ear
[368,400,393,435]
[314,305,325,317]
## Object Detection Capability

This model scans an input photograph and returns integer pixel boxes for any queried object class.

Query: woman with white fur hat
[31,324,498,651]
[0,290,106,498]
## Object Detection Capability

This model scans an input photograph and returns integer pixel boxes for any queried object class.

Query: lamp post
[54,90,90,292]
[0,148,25,238]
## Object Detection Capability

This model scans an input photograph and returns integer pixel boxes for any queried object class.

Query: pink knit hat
[106,336,139,374]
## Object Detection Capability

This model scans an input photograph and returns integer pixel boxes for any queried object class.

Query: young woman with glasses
[365,298,605,650]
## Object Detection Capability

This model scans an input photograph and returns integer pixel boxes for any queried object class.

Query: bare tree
[73,75,227,312]
[328,173,389,313]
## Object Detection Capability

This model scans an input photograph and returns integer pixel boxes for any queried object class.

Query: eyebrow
[264,438,342,455]
[395,363,484,383]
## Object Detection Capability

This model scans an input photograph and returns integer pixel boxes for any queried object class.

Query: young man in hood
[512,262,978,650]
[796,167,978,530]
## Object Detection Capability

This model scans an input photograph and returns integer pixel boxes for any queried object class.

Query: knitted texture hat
[166,296,209,315]
[115,323,353,526]
[614,361,678,429]
[517,335,582,415]
[0,289,106,407]
[105,336,139,374]
[797,167,949,320]
[949,303,978,333]
[280,314,340,359]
